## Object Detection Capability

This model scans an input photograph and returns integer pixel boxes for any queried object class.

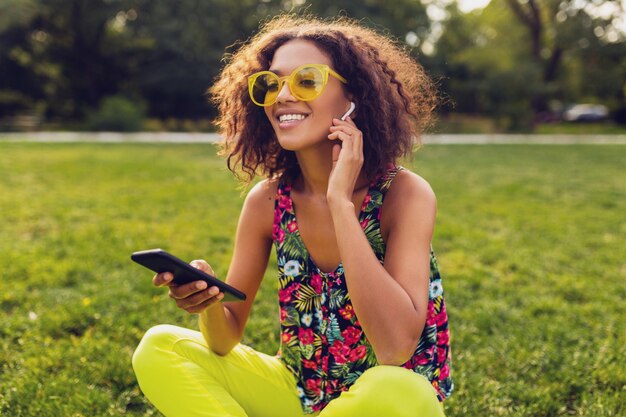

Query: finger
[327,130,353,143]
[329,125,361,141]
[177,286,223,309]
[332,117,355,127]
[331,132,363,168]
[344,117,363,155]
[332,143,341,164]
[329,123,357,133]
[190,259,215,275]
[345,116,357,127]
[185,293,225,314]
[153,272,173,287]
[352,126,363,158]
[168,280,208,300]
[333,122,363,157]
[328,131,355,149]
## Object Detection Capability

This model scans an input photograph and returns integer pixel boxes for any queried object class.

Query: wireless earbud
[340,102,356,121]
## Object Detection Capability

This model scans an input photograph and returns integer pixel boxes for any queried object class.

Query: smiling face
[263,39,352,151]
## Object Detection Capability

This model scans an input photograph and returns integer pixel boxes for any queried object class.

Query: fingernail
[209,287,218,295]
[196,281,207,290]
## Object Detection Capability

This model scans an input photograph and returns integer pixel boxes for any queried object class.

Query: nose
[276,79,297,103]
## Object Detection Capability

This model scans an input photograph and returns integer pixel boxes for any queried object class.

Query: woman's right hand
[153,260,225,314]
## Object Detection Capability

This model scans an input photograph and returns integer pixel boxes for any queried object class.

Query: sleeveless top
[272,166,453,414]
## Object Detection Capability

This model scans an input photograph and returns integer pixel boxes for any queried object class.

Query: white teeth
[278,114,306,122]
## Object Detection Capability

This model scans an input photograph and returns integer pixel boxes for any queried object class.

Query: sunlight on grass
[1,142,624,416]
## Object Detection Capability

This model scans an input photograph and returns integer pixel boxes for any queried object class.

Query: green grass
[432,114,626,134]
[535,122,626,135]
[1,142,624,416]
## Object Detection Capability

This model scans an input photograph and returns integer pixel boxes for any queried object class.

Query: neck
[292,142,368,196]
[293,143,333,195]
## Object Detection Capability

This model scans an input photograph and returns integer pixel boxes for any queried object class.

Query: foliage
[430,0,626,130]
[0,0,430,122]
[0,142,625,416]
[0,0,144,119]
[0,0,624,130]
[85,95,147,131]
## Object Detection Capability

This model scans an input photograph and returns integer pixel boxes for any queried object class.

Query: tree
[431,0,626,130]
[505,0,626,115]
[0,0,43,116]
[1,0,434,123]
[430,2,540,130]
[0,0,148,120]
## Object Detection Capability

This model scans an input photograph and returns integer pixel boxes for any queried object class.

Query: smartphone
[131,249,246,302]
[340,102,356,121]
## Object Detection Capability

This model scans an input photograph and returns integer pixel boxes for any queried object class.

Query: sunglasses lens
[250,66,327,106]
[251,73,280,106]
[292,67,324,100]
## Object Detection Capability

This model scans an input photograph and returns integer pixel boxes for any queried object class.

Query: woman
[133,14,453,417]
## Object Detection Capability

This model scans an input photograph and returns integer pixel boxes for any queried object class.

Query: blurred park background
[1,0,625,133]
[1,1,626,417]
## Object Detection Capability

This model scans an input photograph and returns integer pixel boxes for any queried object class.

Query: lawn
[0,142,624,416]
[433,114,626,135]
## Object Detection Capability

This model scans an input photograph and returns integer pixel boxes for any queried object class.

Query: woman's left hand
[327,116,364,205]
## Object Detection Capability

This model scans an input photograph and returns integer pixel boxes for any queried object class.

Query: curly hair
[209,14,437,184]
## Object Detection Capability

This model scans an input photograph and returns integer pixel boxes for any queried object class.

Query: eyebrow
[267,66,290,76]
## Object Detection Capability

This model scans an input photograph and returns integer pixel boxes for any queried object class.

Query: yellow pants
[132,324,445,417]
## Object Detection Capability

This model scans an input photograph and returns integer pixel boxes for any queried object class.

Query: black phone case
[131,249,246,302]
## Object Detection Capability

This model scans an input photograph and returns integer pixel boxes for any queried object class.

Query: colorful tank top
[272,166,453,414]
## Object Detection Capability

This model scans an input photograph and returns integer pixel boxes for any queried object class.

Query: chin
[276,134,327,152]
[276,136,304,151]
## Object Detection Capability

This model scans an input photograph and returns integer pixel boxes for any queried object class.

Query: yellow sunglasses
[248,64,347,107]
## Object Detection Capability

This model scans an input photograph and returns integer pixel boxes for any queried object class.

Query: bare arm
[329,171,435,365]
[155,179,276,355]
[327,117,434,365]
[199,179,276,354]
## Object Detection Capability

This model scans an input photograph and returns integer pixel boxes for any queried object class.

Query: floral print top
[272,166,453,414]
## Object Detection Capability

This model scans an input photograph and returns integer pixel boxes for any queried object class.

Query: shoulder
[386,168,436,210]
[239,178,280,238]
[244,177,279,207]
[382,168,437,228]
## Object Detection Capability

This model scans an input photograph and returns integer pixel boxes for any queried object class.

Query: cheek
[314,101,345,122]
[320,89,349,116]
